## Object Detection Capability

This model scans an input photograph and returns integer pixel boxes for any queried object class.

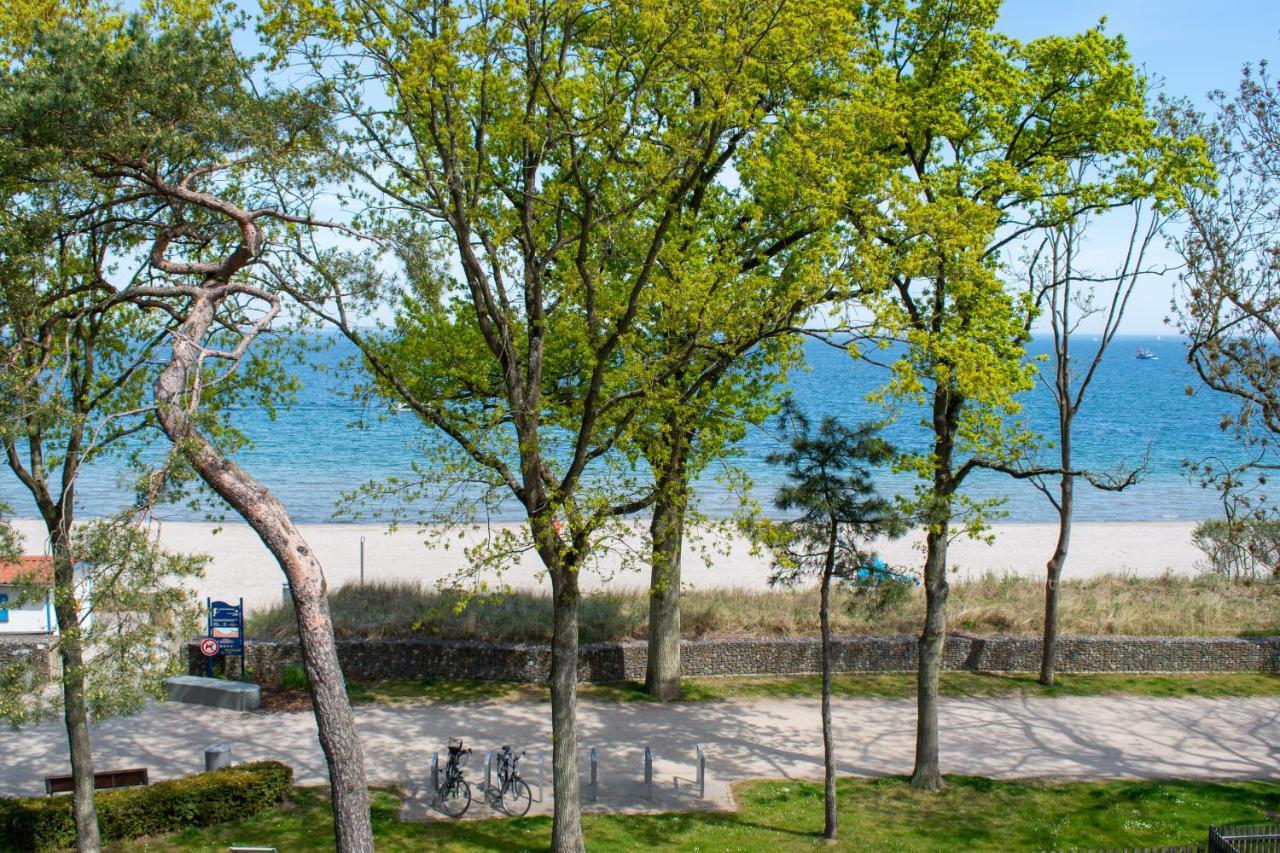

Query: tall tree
[842,0,1198,790]
[1022,201,1161,686]
[265,2,856,847]
[762,400,902,841]
[1172,58,1280,520]
[624,149,856,700]
[0,113,165,853]
[0,18,376,851]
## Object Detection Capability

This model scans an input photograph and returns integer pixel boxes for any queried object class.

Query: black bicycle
[436,738,472,818]
[487,745,533,816]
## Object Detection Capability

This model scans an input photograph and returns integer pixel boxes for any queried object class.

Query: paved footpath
[2,696,1277,817]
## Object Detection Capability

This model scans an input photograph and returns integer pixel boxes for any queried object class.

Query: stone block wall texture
[0,636,56,683]
[187,634,1280,685]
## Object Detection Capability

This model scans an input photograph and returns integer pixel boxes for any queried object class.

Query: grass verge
[343,671,1280,706]
[114,776,1280,852]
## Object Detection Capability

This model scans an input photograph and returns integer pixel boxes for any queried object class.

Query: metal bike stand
[643,745,653,800]
[429,753,439,802]
[483,751,492,800]
[538,750,546,803]
[590,746,598,803]
[695,744,706,799]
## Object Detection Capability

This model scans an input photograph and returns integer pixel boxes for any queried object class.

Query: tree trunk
[910,524,949,791]
[819,554,837,840]
[912,384,956,792]
[645,473,686,701]
[549,566,585,853]
[153,294,373,853]
[49,520,100,853]
[1040,429,1074,687]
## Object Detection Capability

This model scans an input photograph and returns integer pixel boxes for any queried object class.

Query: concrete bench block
[164,675,260,711]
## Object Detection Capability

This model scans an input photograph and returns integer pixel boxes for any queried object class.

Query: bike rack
[483,751,492,798]
[589,746,598,803]
[537,750,546,803]
[429,753,439,802]
[643,745,653,800]
[695,744,705,799]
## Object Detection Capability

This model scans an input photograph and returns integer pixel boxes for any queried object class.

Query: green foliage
[0,13,326,517]
[0,503,18,563]
[278,664,309,692]
[840,1,1209,534]
[1191,517,1280,581]
[760,400,904,588]
[0,517,206,726]
[265,0,870,581]
[107,777,1280,852]
[0,760,293,852]
[848,574,914,618]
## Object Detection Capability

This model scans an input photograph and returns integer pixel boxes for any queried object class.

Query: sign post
[207,598,245,681]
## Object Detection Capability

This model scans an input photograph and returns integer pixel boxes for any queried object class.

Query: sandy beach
[7,517,1206,614]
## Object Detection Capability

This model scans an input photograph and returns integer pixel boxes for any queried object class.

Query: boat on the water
[1136,347,1158,360]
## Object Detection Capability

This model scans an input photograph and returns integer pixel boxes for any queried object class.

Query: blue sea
[0,334,1264,524]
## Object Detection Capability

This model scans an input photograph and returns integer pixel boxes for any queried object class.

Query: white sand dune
[8,517,1203,614]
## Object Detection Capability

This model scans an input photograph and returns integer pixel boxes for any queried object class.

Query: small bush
[0,760,292,852]
[1193,517,1280,581]
[847,577,913,618]
[279,664,309,692]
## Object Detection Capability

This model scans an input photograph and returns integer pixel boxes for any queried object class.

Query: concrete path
[2,695,1277,818]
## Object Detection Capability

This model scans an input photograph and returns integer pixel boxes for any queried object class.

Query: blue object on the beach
[854,557,918,586]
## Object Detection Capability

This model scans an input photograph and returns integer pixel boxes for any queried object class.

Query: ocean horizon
[1,332,1265,526]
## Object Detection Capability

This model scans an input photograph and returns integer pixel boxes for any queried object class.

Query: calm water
[0,334,1263,524]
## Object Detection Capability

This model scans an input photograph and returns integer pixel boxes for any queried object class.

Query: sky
[998,1,1280,333]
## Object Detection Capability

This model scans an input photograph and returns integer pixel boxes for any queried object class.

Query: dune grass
[115,776,1280,852]
[247,573,1280,642]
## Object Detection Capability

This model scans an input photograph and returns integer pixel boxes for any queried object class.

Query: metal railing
[1209,823,1280,852]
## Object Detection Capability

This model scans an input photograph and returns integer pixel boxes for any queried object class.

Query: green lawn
[344,671,1280,706]
[117,776,1280,852]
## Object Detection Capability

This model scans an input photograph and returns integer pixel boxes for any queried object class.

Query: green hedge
[0,760,292,852]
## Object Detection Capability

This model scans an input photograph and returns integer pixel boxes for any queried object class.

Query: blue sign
[205,597,246,680]
[209,600,243,653]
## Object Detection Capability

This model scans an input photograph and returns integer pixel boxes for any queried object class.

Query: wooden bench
[44,767,149,795]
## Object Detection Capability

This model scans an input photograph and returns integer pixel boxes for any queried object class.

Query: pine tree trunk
[645,475,686,702]
[153,294,373,853]
[49,520,100,853]
[1040,430,1074,687]
[820,551,838,840]
[549,567,585,853]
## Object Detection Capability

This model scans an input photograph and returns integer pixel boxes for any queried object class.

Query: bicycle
[436,738,472,818]
[487,745,533,816]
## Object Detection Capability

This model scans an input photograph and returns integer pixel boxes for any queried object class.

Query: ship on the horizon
[1136,347,1158,360]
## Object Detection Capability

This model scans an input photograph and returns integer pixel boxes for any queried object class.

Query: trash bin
[205,742,232,772]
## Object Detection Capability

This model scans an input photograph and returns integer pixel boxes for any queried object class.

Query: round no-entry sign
[199,638,220,657]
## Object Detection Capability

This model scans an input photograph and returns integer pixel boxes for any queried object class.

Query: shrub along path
[2,693,1277,818]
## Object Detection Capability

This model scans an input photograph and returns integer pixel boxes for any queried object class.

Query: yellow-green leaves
[841,1,1190,532]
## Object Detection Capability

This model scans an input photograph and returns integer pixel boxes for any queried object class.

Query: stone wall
[188,634,1280,685]
[0,634,56,684]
